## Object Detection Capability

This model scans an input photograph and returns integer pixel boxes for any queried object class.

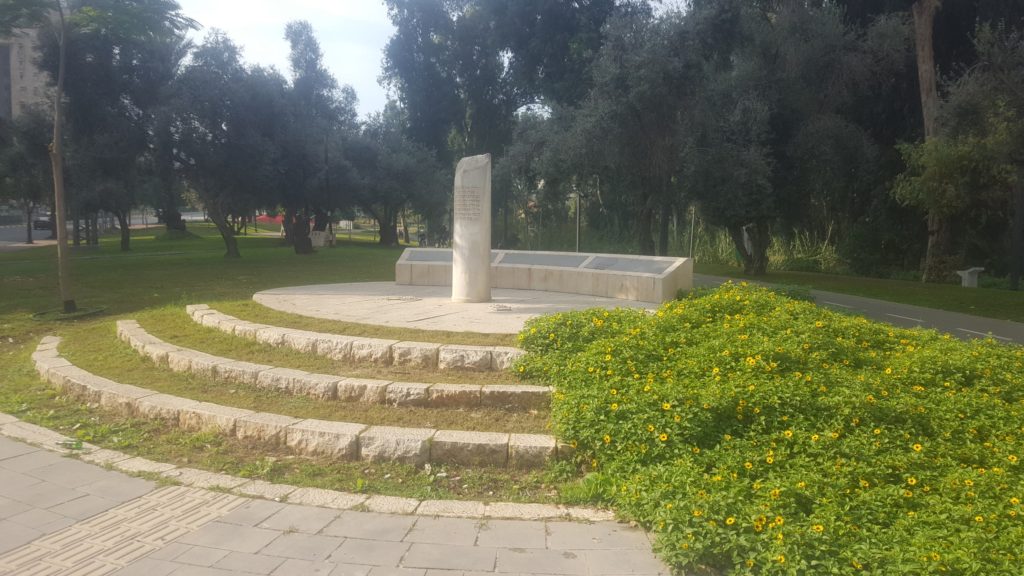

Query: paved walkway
[0,434,668,576]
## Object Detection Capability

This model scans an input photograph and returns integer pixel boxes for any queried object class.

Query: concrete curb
[116,319,550,411]
[186,304,527,372]
[0,410,613,522]
[35,336,561,470]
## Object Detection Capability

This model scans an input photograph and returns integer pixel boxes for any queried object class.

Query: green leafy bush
[518,283,1023,575]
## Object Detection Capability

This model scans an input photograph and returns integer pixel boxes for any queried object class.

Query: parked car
[33,216,51,230]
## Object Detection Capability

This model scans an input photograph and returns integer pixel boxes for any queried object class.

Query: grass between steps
[1,346,571,503]
[136,305,521,386]
[59,321,550,434]
[215,300,518,348]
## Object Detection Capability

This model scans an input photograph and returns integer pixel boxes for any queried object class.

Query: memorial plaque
[586,256,673,275]
[452,154,492,302]
[500,253,589,268]
[407,250,453,262]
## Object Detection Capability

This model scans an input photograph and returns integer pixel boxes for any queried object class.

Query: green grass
[0,225,564,502]
[696,262,1024,323]
[133,305,519,385]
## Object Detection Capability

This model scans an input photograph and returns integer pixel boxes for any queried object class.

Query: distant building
[0,29,51,122]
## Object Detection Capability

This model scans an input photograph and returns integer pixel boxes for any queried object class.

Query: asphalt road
[695,273,1024,345]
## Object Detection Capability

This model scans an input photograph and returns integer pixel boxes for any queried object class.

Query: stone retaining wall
[33,336,561,469]
[186,304,524,372]
[116,320,549,411]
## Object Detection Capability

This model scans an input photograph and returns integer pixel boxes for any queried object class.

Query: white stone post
[452,154,492,303]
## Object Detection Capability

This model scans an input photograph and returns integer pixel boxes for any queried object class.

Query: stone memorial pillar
[452,154,492,303]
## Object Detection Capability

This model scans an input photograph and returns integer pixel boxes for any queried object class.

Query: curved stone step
[33,337,563,469]
[116,320,549,411]
[0,412,611,522]
[186,304,525,372]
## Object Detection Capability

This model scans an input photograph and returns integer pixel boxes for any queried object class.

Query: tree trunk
[1010,176,1023,291]
[50,4,75,313]
[162,206,185,232]
[913,0,949,282]
[293,211,314,254]
[749,222,771,275]
[657,203,671,256]
[23,204,33,244]
[282,205,296,245]
[114,210,131,251]
[377,207,399,246]
[637,204,655,256]
[207,203,240,258]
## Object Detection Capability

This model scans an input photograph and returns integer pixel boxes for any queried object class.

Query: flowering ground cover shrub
[518,283,1024,575]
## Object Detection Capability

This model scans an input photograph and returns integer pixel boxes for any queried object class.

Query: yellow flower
[725,517,736,525]
[860,479,870,488]
[647,425,655,432]
[783,430,793,438]
[659,434,668,442]
[692,509,702,517]
[610,389,618,395]
[610,403,619,411]
[776,554,786,564]
[604,354,611,361]
[770,489,781,499]
[765,456,774,464]
[811,524,824,533]
[1008,455,1019,463]
[673,414,681,422]
[662,402,671,410]
[797,481,807,489]
[907,477,918,486]
[744,462,753,469]
[1011,497,1020,505]
[712,367,720,374]
[903,490,913,497]
[964,479,974,487]
[603,435,611,444]
[811,434,820,442]
[873,428,882,435]
[912,443,923,452]
[885,367,892,374]
[774,516,784,526]
[975,515,984,523]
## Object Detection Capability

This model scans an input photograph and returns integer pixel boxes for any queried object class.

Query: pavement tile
[3,479,85,508]
[546,523,650,551]
[415,500,485,518]
[213,551,286,575]
[323,511,416,542]
[405,517,480,546]
[164,565,239,575]
[175,546,231,567]
[272,558,338,575]
[0,450,66,473]
[0,468,43,491]
[259,503,340,533]
[476,519,547,549]
[109,558,179,576]
[367,569,425,576]
[148,543,193,561]
[584,550,671,575]
[45,494,121,520]
[7,506,68,530]
[217,499,286,527]
[329,563,373,576]
[0,519,43,553]
[0,437,38,460]
[0,495,32,520]
[329,539,410,567]
[27,458,118,489]
[178,521,282,554]
[261,532,345,561]
[495,548,588,575]
[79,476,156,502]
[402,543,497,572]
[235,479,297,500]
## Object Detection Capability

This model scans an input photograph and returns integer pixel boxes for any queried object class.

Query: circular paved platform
[253,282,656,335]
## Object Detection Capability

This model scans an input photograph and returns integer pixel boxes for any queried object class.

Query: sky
[174,0,395,119]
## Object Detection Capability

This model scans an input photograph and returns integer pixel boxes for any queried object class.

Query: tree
[171,33,287,258]
[1,0,192,311]
[350,103,445,247]
[0,106,52,243]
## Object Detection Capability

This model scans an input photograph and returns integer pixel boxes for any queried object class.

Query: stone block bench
[395,248,693,303]
[116,320,549,411]
[186,304,524,372]
[33,336,560,469]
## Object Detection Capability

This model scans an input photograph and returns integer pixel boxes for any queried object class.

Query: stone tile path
[0,436,670,576]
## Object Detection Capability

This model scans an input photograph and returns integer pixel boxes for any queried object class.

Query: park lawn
[0,227,563,502]
[696,263,1024,323]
